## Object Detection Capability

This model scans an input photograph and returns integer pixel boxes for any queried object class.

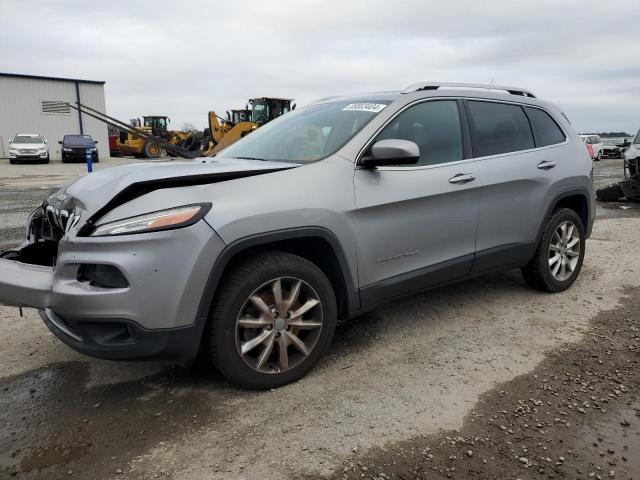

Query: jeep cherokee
[0,82,595,389]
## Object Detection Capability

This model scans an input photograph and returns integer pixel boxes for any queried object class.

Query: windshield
[219,100,391,163]
[251,102,269,124]
[144,117,167,128]
[634,130,640,144]
[64,135,94,145]
[12,135,42,144]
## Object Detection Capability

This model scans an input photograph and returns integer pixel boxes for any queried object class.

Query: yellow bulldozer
[202,97,293,156]
[112,97,293,159]
[117,115,199,158]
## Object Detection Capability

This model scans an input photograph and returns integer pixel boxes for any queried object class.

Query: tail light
[586,143,594,158]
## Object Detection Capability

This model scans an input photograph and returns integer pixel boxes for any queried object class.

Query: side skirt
[356,242,536,313]
[359,254,474,309]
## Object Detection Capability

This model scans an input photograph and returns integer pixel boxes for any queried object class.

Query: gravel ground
[321,287,640,480]
[0,157,639,480]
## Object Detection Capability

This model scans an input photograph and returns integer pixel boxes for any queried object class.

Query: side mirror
[58,140,63,144]
[360,139,420,168]
[94,140,98,144]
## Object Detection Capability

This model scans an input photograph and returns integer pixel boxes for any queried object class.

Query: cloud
[1,0,639,133]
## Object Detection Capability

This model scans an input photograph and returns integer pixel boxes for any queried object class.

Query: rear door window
[466,101,535,157]
[524,107,566,147]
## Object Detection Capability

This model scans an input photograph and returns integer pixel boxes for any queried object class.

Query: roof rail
[401,81,536,98]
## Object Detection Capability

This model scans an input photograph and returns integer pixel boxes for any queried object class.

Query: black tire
[522,208,586,292]
[595,151,602,161]
[144,142,161,158]
[596,183,623,202]
[9,158,16,165]
[187,134,201,151]
[182,135,196,151]
[206,251,337,389]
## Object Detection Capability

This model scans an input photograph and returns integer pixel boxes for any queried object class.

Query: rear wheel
[595,150,602,161]
[206,252,337,389]
[144,142,161,158]
[522,208,585,292]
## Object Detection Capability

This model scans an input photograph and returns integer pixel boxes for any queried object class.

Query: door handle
[449,173,476,184]
[537,160,556,170]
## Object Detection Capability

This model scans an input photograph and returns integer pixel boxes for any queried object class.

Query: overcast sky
[1,0,639,134]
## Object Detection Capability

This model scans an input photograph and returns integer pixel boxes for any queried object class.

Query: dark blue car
[59,134,99,163]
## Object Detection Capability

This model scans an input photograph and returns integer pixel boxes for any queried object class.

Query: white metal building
[0,73,108,161]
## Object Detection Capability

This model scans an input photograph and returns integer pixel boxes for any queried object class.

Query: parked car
[59,134,99,163]
[8,133,49,164]
[580,134,603,160]
[0,82,595,389]
[596,128,640,201]
[601,138,630,159]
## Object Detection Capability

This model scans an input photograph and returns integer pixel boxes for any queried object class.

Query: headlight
[9,149,18,154]
[89,204,211,236]
[91,147,98,152]
[63,147,72,152]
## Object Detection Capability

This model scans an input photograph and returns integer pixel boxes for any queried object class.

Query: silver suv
[0,82,594,389]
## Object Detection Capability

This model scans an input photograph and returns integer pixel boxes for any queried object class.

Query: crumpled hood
[57,157,299,221]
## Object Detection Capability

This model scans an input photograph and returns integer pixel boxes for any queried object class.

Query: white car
[8,133,50,164]
[580,134,603,161]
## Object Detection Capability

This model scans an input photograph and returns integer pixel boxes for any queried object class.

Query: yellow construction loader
[202,97,293,156]
[117,116,198,158]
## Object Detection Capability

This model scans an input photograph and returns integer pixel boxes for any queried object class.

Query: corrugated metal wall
[0,76,108,160]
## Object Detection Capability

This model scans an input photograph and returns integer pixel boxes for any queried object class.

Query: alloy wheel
[548,220,581,281]
[235,277,323,374]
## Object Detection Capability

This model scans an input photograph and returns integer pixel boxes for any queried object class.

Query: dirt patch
[0,362,227,479]
[320,286,640,480]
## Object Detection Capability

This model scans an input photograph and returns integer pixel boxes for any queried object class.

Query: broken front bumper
[0,221,225,364]
[0,254,54,308]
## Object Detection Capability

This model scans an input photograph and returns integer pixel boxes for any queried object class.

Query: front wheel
[522,208,585,292]
[206,252,337,389]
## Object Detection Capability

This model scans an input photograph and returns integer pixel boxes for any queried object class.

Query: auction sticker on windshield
[342,103,387,113]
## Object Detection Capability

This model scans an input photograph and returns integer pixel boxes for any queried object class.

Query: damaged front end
[0,186,225,365]
[596,147,640,202]
[2,190,82,268]
[620,156,640,200]
[0,158,297,364]
[0,189,84,308]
